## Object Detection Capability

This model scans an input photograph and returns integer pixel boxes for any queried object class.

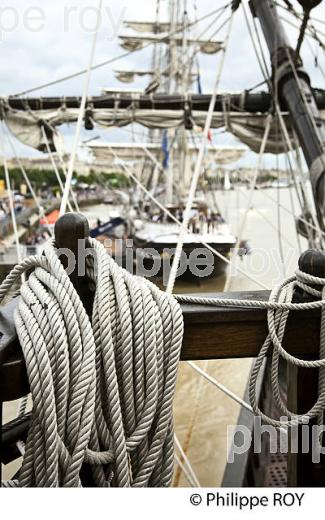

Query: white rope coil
[1,238,183,487]
[178,268,325,428]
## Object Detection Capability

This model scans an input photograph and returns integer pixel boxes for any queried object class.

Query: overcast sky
[0,0,324,169]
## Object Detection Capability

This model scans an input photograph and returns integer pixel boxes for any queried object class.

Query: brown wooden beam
[181,290,320,360]
[0,289,322,402]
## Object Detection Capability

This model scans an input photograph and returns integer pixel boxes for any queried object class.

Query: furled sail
[114,69,197,83]
[4,105,322,154]
[124,21,183,33]
[86,142,246,165]
[114,71,137,83]
[119,35,223,54]
[5,109,65,153]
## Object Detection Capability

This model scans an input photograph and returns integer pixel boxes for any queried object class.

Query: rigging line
[276,104,323,243]
[285,153,303,254]
[241,1,270,84]
[194,3,229,40]
[295,7,311,62]
[160,4,230,93]
[205,13,233,42]
[224,114,273,292]
[276,156,287,277]
[52,139,81,213]
[4,126,53,236]
[309,15,325,26]
[251,8,272,79]
[173,452,197,487]
[173,359,208,487]
[186,361,286,437]
[246,78,268,93]
[0,125,23,266]
[174,433,201,486]
[60,0,103,216]
[107,146,269,289]
[187,361,254,415]
[274,108,305,209]
[278,14,325,50]
[280,133,311,222]
[275,0,325,40]
[274,49,287,278]
[166,13,235,295]
[12,4,231,98]
[43,119,81,212]
[237,185,297,250]
[292,136,324,247]
[40,127,74,213]
[276,3,325,49]
[250,183,325,240]
[305,37,325,82]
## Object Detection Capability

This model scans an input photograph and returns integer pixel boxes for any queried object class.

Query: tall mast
[251,0,325,229]
[164,0,179,206]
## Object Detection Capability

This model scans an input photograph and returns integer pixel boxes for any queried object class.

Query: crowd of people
[151,205,226,235]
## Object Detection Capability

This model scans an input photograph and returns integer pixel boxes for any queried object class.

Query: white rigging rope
[174,434,201,486]
[236,185,297,250]
[60,0,103,216]
[41,126,80,213]
[187,361,253,414]
[0,128,22,265]
[224,114,272,291]
[173,452,197,486]
[11,4,231,98]
[165,13,235,295]
[5,127,53,237]
[241,0,270,84]
[276,105,323,247]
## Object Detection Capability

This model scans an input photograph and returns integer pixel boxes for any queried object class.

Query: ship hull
[133,238,233,281]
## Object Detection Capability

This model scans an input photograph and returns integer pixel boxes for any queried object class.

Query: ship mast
[165,0,193,206]
[165,0,178,206]
[251,0,325,230]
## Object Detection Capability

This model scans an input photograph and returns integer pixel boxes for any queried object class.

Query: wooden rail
[181,290,320,360]
[0,289,321,402]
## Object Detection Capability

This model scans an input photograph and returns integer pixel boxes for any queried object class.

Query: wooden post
[54,212,94,316]
[287,249,325,486]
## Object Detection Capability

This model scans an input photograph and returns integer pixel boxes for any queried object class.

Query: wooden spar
[2,89,325,113]
[0,289,322,400]
[181,291,320,360]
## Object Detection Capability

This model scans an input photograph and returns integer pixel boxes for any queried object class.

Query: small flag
[197,73,202,95]
[162,130,169,169]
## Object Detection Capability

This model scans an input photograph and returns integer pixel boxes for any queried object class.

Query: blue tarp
[90,217,125,238]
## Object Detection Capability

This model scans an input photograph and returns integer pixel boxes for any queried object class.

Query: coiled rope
[1,238,183,487]
[177,268,325,429]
